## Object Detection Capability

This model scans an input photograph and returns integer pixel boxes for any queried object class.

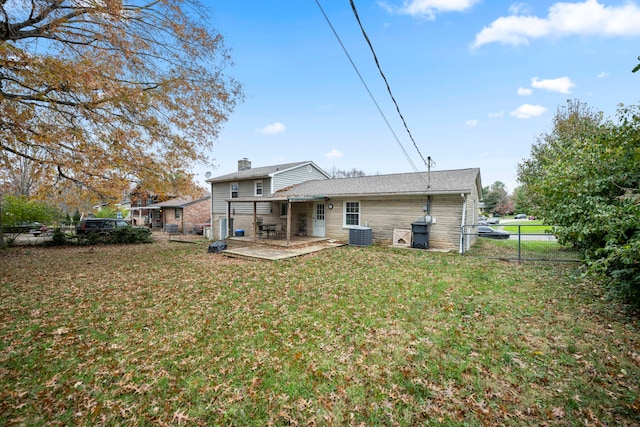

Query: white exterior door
[313,203,326,237]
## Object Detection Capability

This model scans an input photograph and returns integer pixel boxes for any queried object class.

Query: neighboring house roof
[274,168,481,199]
[156,193,211,208]
[206,161,330,183]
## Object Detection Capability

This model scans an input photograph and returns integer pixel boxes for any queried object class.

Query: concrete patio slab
[222,241,346,260]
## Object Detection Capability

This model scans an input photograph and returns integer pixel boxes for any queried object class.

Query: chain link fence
[461,223,580,262]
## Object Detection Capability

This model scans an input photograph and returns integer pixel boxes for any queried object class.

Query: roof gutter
[286,196,328,202]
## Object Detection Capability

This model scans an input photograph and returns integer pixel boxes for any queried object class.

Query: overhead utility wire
[314,0,421,176]
[348,0,432,171]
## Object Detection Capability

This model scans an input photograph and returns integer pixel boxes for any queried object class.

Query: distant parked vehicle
[514,214,527,219]
[76,218,148,235]
[478,226,510,239]
[487,217,500,225]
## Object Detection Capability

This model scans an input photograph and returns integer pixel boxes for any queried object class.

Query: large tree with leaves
[517,100,640,304]
[482,181,512,216]
[1,0,243,204]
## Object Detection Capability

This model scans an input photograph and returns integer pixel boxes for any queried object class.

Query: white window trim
[343,200,360,228]
[254,180,263,197]
[230,182,239,198]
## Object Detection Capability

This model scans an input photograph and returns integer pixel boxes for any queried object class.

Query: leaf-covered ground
[1,242,639,426]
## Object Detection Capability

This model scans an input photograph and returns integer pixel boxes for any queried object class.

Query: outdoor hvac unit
[165,224,178,233]
[349,226,373,246]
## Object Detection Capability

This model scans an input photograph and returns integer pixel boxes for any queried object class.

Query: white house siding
[272,165,328,192]
[211,182,271,215]
[321,195,469,250]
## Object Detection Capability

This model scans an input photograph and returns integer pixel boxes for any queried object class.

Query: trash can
[234,229,244,237]
[411,221,430,249]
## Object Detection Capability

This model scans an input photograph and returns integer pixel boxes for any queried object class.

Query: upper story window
[344,201,360,227]
[255,180,263,196]
[230,182,239,198]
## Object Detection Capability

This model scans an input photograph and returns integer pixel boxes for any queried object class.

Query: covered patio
[224,195,327,247]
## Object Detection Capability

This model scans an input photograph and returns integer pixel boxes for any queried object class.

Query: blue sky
[197,0,640,192]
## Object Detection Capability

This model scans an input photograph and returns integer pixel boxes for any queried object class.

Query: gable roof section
[206,161,329,183]
[155,193,211,208]
[275,168,481,198]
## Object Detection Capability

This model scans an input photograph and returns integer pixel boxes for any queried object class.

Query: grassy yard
[1,242,639,426]
[502,223,553,234]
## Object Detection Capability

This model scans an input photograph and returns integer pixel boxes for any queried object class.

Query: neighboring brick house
[156,193,211,234]
[123,186,174,229]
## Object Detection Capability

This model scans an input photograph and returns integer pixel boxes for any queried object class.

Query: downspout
[209,186,213,239]
[227,201,231,239]
[459,193,467,254]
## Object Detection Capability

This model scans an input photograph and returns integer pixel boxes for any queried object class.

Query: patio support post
[253,202,258,242]
[286,201,292,246]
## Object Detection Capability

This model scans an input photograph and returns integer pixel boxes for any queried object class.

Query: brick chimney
[238,158,251,171]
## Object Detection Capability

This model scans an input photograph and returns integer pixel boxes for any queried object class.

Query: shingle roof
[156,194,211,208]
[274,168,481,198]
[206,161,314,183]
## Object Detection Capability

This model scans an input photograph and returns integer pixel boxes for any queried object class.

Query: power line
[314,0,423,178]
[348,0,431,170]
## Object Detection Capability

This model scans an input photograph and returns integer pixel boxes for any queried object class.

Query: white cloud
[324,149,344,159]
[488,111,505,118]
[257,122,286,135]
[517,87,533,95]
[472,0,640,48]
[465,119,478,127]
[380,0,480,19]
[509,3,532,15]
[597,71,609,78]
[531,76,575,93]
[510,104,547,119]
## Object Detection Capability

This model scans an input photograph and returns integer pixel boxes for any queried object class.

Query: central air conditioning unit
[349,226,373,246]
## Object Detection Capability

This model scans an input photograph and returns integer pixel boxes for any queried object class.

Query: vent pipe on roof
[238,158,251,171]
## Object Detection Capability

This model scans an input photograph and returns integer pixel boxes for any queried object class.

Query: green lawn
[502,220,553,234]
[1,242,638,425]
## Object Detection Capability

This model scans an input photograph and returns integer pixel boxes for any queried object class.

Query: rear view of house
[207,159,482,252]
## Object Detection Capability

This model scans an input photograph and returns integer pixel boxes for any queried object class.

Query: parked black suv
[76,218,134,234]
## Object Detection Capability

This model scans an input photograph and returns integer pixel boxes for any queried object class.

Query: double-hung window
[255,180,263,196]
[230,182,239,198]
[344,201,360,227]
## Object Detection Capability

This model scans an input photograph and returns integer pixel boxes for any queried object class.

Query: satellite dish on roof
[204,171,212,178]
